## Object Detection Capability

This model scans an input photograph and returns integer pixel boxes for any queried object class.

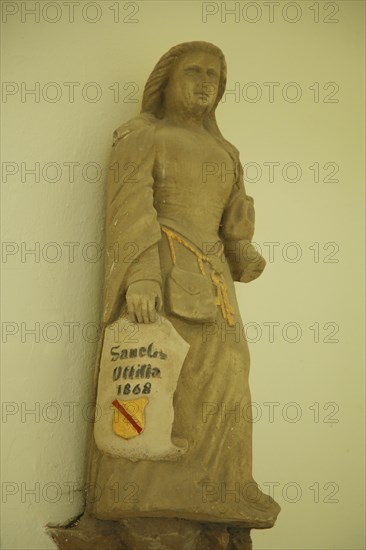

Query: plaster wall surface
[1,1,365,549]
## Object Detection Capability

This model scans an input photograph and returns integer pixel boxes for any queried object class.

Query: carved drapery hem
[48,513,255,550]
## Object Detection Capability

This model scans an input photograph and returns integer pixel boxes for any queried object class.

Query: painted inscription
[94,315,190,461]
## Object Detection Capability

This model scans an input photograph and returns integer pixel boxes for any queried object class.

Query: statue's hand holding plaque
[94,315,190,462]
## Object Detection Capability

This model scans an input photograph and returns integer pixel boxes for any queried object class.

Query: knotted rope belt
[161,225,235,326]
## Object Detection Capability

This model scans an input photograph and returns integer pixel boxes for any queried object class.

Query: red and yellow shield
[112,398,148,439]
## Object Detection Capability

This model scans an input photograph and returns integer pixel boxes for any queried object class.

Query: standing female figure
[87,41,280,549]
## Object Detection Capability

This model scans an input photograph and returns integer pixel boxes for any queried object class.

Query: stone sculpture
[49,40,281,550]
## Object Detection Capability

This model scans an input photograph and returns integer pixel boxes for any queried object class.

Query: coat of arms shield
[112,397,148,439]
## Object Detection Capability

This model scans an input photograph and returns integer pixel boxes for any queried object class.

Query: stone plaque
[94,315,190,461]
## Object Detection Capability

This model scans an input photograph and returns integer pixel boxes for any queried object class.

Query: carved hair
[141,41,239,166]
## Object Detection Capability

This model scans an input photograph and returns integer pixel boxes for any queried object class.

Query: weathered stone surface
[47,515,126,550]
[56,39,280,549]
[48,514,252,550]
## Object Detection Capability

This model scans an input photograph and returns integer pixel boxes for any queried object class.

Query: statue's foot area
[47,514,125,550]
[48,514,253,549]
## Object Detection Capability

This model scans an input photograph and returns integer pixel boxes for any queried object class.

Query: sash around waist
[157,216,223,261]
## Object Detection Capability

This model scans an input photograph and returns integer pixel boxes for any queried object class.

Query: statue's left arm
[220,158,266,283]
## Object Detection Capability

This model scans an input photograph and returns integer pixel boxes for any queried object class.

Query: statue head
[141,41,227,133]
[163,49,222,121]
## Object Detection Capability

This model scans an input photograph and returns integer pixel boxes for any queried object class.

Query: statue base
[48,513,253,549]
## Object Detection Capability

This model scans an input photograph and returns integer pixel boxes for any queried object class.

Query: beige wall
[1,1,364,548]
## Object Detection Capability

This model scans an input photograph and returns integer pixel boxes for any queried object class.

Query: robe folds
[86,113,281,529]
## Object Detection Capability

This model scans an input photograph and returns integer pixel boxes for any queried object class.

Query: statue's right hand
[125,280,163,324]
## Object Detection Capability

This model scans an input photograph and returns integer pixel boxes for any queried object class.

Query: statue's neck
[164,109,205,131]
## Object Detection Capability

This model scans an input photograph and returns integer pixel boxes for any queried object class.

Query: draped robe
[86,113,280,529]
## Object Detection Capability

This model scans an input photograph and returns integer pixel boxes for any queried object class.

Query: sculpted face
[164,51,221,118]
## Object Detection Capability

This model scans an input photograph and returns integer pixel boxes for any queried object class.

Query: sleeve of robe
[102,116,162,325]
[220,156,266,283]
[123,244,161,288]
